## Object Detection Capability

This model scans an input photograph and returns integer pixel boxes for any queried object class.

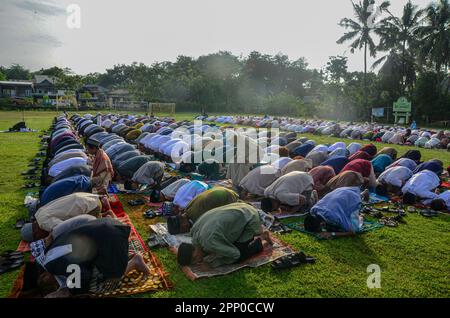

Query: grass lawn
[0,110,449,298]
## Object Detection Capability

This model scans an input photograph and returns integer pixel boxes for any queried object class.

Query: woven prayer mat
[16,240,31,253]
[287,218,384,240]
[12,213,171,298]
[89,213,171,297]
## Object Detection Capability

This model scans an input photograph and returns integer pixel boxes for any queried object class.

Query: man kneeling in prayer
[177,202,273,268]
[167,187,239,234]
[429,191,450,211]
[261,171,318,213]
[21,193,115,242]
[303,187,365,239]
[375,166,413,197]
[31,218,150,298]
[129,161,165,191]
[402,170,441,205]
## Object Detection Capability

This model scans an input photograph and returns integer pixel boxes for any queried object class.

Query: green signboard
[393,97,411,112]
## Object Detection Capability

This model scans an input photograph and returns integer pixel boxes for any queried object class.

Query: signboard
[372,107,384,117]
[393,97,411,112]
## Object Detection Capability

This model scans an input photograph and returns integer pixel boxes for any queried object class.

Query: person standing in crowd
[86,139,114,194]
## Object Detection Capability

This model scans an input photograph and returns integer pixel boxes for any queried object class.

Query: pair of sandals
[148,234,166,248]
[379,216,400,227]
[0,251,24,275]
[25,175,40,180]
[420,209,439,218]
[270,223,292,235]
[23,183,40,189]
[272,252,315,270]
[143,209,159,219]
[21,168,38,176]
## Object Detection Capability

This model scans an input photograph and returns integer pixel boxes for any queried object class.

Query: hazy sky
[0,0,433,75]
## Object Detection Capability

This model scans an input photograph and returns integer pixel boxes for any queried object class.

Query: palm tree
[337,0,390,112]
[375,1,425,94]
[416,0,450,95]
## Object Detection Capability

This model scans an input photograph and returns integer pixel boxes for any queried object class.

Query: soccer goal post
[148,103,176,116]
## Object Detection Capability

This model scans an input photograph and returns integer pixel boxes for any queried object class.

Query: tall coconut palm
[416,0,450,94]
[375,1,425,94]
[337,0,390,112]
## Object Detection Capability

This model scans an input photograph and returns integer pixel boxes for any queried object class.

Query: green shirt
[184,187,239,221]
[191,202,262,268]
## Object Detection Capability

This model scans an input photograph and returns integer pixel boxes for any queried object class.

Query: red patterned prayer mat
[12,211,171,297]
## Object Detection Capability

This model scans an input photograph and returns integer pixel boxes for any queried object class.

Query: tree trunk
[401,40,406,95]
[364,42,369,118]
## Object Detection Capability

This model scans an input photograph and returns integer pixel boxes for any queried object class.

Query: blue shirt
[311,187,362,233]
[320,156,349,174]
[40,175,92,207]
[413,161,443,176]
[293,143,315,157]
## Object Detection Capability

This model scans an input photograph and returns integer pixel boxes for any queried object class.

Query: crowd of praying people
[21,111,450,297]
[197,115,450,150]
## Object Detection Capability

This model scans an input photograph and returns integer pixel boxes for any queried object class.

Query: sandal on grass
[0,259,24,275]
[272,252,315,270]
[1,250,23,258]
[143,209,156,219]
[379,217,398,227]
[22,183,40,189]
[420,209,439,217]
[15,219,28,229]
[128,199,145,206]
[21,169,38,176]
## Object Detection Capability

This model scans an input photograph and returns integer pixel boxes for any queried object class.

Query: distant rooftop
[0,80,33,86]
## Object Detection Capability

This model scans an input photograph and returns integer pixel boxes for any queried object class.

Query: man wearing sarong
[86,139,113,194]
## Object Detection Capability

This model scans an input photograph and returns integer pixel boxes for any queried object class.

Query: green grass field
[0,110,449,298]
